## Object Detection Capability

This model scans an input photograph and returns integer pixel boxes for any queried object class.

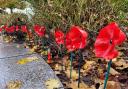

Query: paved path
[0,37,63,89]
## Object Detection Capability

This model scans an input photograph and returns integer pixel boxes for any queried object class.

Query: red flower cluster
[5,26,15,33]
[1,22,126,61]
[65,26,88,52]
[94,22,126,60]
[54,26,88,52]
[34,25,45,37]
[1,24,46,37]
[55,29,64,45]
[0,25,28,33]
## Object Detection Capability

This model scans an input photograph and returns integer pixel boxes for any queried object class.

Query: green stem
[103,60,112,89]
[70,52,73,79]
[78,49,83,88]
[60,44,63,71]
[35,35,38,45]
[42,37,45,46]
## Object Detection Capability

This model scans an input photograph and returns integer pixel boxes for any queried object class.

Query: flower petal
[55,30,64,45]
[15,26,19,31]
[79,29,88,49]
[113,30,126,45]
[95,44,118,60]
[0,28,2,32]
[34,25,45,37]
[66,26,88,52]
[21,25,28,33]
[94,22,126,60]
[5,26,15,33]
[105,48,118,60]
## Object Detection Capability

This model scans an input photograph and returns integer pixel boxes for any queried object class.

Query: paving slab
[0,44,29,59]
[0,38,63,89]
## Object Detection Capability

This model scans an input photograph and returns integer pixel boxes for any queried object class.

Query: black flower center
[110,40,113,44]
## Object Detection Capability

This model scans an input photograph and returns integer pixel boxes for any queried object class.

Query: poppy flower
[94,22,126,60]
[34,25,45,37]
[65,26,88,52]
[55,29,64,45]
[0,27,2,32]
[5,26,15,33]
[2,25,7,29]
[15,25,19,31]
[21,25,28,33]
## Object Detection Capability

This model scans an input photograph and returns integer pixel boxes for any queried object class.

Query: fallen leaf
[54,63,62,70]
[99,81,121,89]
[6,80,22,89]
[83,61,96,71]
[41,50,48,55]
[17,56,39,64]
[4,36,12,43]
[68,81,95,89]
[109,67,120,75]
[45,79,60,89]
[29,46,38,52]
[65,70,78,80]
[114,59,128,69]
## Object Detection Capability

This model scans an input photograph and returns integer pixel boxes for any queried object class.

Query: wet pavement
[0,36,63,89]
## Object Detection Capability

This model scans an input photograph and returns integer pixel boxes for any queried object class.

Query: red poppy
[5,26,15,33]
[34,25,45,37]
[0,27,2,32]
[2,25,7,29]
[21,25,28,33]
[65,26,88,52]
[55,30,64,45]
[15,25,19,31]
[94,22,126,60]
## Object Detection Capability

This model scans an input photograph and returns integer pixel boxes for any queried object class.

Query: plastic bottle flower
[65,26,88,52]
[2,25,7,29]
[5,26,15,33]
[34,25,45,37]
[15,25,19,31]
[21,25,28,33]
[94,22,126,60]
[65,25,88,88]
[0,27,2,32]
[94,22,126,89]
[55,29,64,45]
[54,29,65,70]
